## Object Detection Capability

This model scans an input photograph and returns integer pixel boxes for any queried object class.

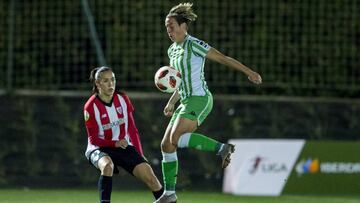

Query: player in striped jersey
[84,67,163,203]
[155,3,262,203]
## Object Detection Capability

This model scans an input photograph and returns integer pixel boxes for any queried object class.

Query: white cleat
[153,193,177,203]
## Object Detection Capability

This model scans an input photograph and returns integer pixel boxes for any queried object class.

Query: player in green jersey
[155,3,262,203]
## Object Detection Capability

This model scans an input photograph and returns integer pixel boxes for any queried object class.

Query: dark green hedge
[0,95,358,188]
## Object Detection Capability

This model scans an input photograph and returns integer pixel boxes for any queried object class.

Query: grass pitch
[0,189,358,203]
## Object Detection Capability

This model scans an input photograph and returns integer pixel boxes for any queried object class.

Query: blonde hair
[167,2,197,25]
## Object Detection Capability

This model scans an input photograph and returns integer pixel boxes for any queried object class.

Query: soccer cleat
[218,143,235,169]
[153,193,177,203]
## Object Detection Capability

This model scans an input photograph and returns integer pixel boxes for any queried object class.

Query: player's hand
[115,139,128,149]
[248,71,262,85]
[164,103,175,117]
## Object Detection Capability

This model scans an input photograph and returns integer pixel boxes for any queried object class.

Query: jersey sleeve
[120,92,144,155]
[121,93,134,112]
[84,104,116,148]
[191,38,211,57]
[128,111,144,155]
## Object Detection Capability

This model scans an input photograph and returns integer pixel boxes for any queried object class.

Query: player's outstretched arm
[206,47,262,85]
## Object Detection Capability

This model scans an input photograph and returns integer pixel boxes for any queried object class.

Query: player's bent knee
[169,130,187,147]
[100,161,114,176]
[161,139,175,152]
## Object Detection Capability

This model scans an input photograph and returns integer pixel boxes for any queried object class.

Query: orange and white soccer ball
[154,66,182,93]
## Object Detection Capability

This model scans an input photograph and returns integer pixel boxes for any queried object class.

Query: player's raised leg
[177,132,235,168]
[174,95,235,168]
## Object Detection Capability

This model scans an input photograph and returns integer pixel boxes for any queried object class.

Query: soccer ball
[154,66,181,93]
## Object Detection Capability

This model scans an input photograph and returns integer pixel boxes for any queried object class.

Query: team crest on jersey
[84,110,90,121]
[116,107,123,114]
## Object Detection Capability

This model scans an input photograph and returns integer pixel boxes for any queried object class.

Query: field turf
[0,189,358,203]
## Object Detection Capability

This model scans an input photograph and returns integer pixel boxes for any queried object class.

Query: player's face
[165,17,186,43]
[96,70,116,97]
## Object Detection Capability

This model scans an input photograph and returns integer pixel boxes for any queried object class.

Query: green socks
[186,133,222,152]
[162,160,178,191]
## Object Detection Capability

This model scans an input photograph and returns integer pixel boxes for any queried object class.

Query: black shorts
[89,145,146,175]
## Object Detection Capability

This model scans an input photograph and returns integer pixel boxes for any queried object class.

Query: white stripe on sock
[161,151,178,162]
[164,190,175,195]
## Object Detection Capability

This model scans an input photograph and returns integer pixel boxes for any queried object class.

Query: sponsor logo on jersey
[102,118,125,130]
[190,111,196,116]
[101,114,107,119]
[195,39,209,49]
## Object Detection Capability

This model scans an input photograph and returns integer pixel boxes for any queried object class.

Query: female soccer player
[84,66,164,203]
[155,3,262,203]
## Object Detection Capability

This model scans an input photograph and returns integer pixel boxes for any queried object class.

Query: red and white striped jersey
[83,92,143,159]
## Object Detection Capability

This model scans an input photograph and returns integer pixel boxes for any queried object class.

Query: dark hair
[89,66,113,94]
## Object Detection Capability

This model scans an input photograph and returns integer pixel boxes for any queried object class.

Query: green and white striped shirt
[168,35,211,100]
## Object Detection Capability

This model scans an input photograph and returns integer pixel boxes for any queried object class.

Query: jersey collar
[96,94,114,107]
[176,34,190,46]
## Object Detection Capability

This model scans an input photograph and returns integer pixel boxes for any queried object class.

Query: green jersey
[167,35,211,100]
